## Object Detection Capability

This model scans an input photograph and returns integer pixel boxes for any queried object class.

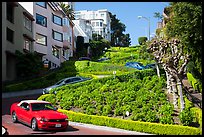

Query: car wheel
[31,118,38,131]
[12,111,18,123]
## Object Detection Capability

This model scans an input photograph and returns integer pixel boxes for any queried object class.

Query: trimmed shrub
[58,109,202,135]
[138,37,148,45]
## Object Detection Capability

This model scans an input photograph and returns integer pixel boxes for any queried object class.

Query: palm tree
[58,2,75,20]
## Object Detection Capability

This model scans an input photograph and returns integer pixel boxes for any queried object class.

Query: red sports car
[10,100,69,131]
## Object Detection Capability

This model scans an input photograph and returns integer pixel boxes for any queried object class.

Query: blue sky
[75,2,169,46]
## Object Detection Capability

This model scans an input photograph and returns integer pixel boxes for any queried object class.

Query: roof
[17,100,50,106]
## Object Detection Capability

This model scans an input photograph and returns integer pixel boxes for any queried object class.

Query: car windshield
[31,103,55,111]
[55,79,65,85]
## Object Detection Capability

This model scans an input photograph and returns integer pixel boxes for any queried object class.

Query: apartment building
[74,9,111,41]
[2,2,35,82]
[73,19,92,43]
[19,2,75,69]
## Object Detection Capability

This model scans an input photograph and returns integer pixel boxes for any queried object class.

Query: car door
[19,103,32,124]
[64,78,72,85]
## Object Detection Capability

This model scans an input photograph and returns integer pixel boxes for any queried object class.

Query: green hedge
[58,109,202,135]
[191,107,202,129]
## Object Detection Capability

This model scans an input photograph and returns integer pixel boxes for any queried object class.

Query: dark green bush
[138,37,148,45]
[179,108,194,126]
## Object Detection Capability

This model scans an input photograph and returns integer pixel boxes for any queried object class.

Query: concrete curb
[69,121,153,135]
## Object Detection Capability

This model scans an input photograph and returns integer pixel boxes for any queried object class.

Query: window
[7,3,14,23]
[63,49,69,59]
[100,22,103,27]
[7,28,14,43]
[63,18,69,26]
[36,2,46,8]
[36,33,47,45]
[96,22,99,27]
[101,13,104,17]
[52,46,59,58]
[20,103,29,110]
[53,14,62,26]
[36,14,47,27]
[63,32,69,41]
[24,38,32,51]
[92,22,95,27]
[24,16,32,31]
[52,30,63,42]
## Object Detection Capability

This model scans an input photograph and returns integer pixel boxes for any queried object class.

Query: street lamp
[138,16,150,41]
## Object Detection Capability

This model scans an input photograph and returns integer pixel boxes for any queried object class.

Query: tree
[121,33,131,47]
[76,36,86,58]
[92,33,103,41]
[154,12,163,21]
[109,12,131,46]
[138,37,148,45]
[148,38,190,112]
[58,2,75,20]
[165,2,202,82]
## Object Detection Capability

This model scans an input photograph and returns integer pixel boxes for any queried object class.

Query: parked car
[97,57,110,62]
[78,57,91,61]
[43,76,91,94]
[125,62,146,70]
[10,100,69,131]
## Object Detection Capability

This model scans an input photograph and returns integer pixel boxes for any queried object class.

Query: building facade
[19,2,75,69]
[2,2,35,82]
[73,19,92,43]
[74,9,111,41]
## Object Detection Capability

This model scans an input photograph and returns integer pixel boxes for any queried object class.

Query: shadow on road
[29,125,79,134]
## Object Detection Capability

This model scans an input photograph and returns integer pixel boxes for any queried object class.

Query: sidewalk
[2,89,43,98]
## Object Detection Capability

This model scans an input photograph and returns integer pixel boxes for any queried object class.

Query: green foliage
[89,40,110,59]
[76,36,86,58]
[109,12,131,47]
[179,108,194,126]
[191,107,202,129]
[15,50,43,78]
[187,72,202,93]
[138,37,148,45]
[158,104,174,124]
[58,109,202,135]
[165,2,202,82]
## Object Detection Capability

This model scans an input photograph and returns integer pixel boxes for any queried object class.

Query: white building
[74,9,111,41]
[73,19,92,43]
[18,2,75,69]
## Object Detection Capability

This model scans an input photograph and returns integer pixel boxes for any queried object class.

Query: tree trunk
[177,78,185,111]
[170,78,178,109]
[165,71,172,94]
[155,62,160,78]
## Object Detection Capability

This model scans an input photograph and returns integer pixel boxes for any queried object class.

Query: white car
[42,76,91,94]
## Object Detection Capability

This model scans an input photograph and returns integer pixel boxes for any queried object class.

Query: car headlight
[65,118,69,121]
[40,117,49,122]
